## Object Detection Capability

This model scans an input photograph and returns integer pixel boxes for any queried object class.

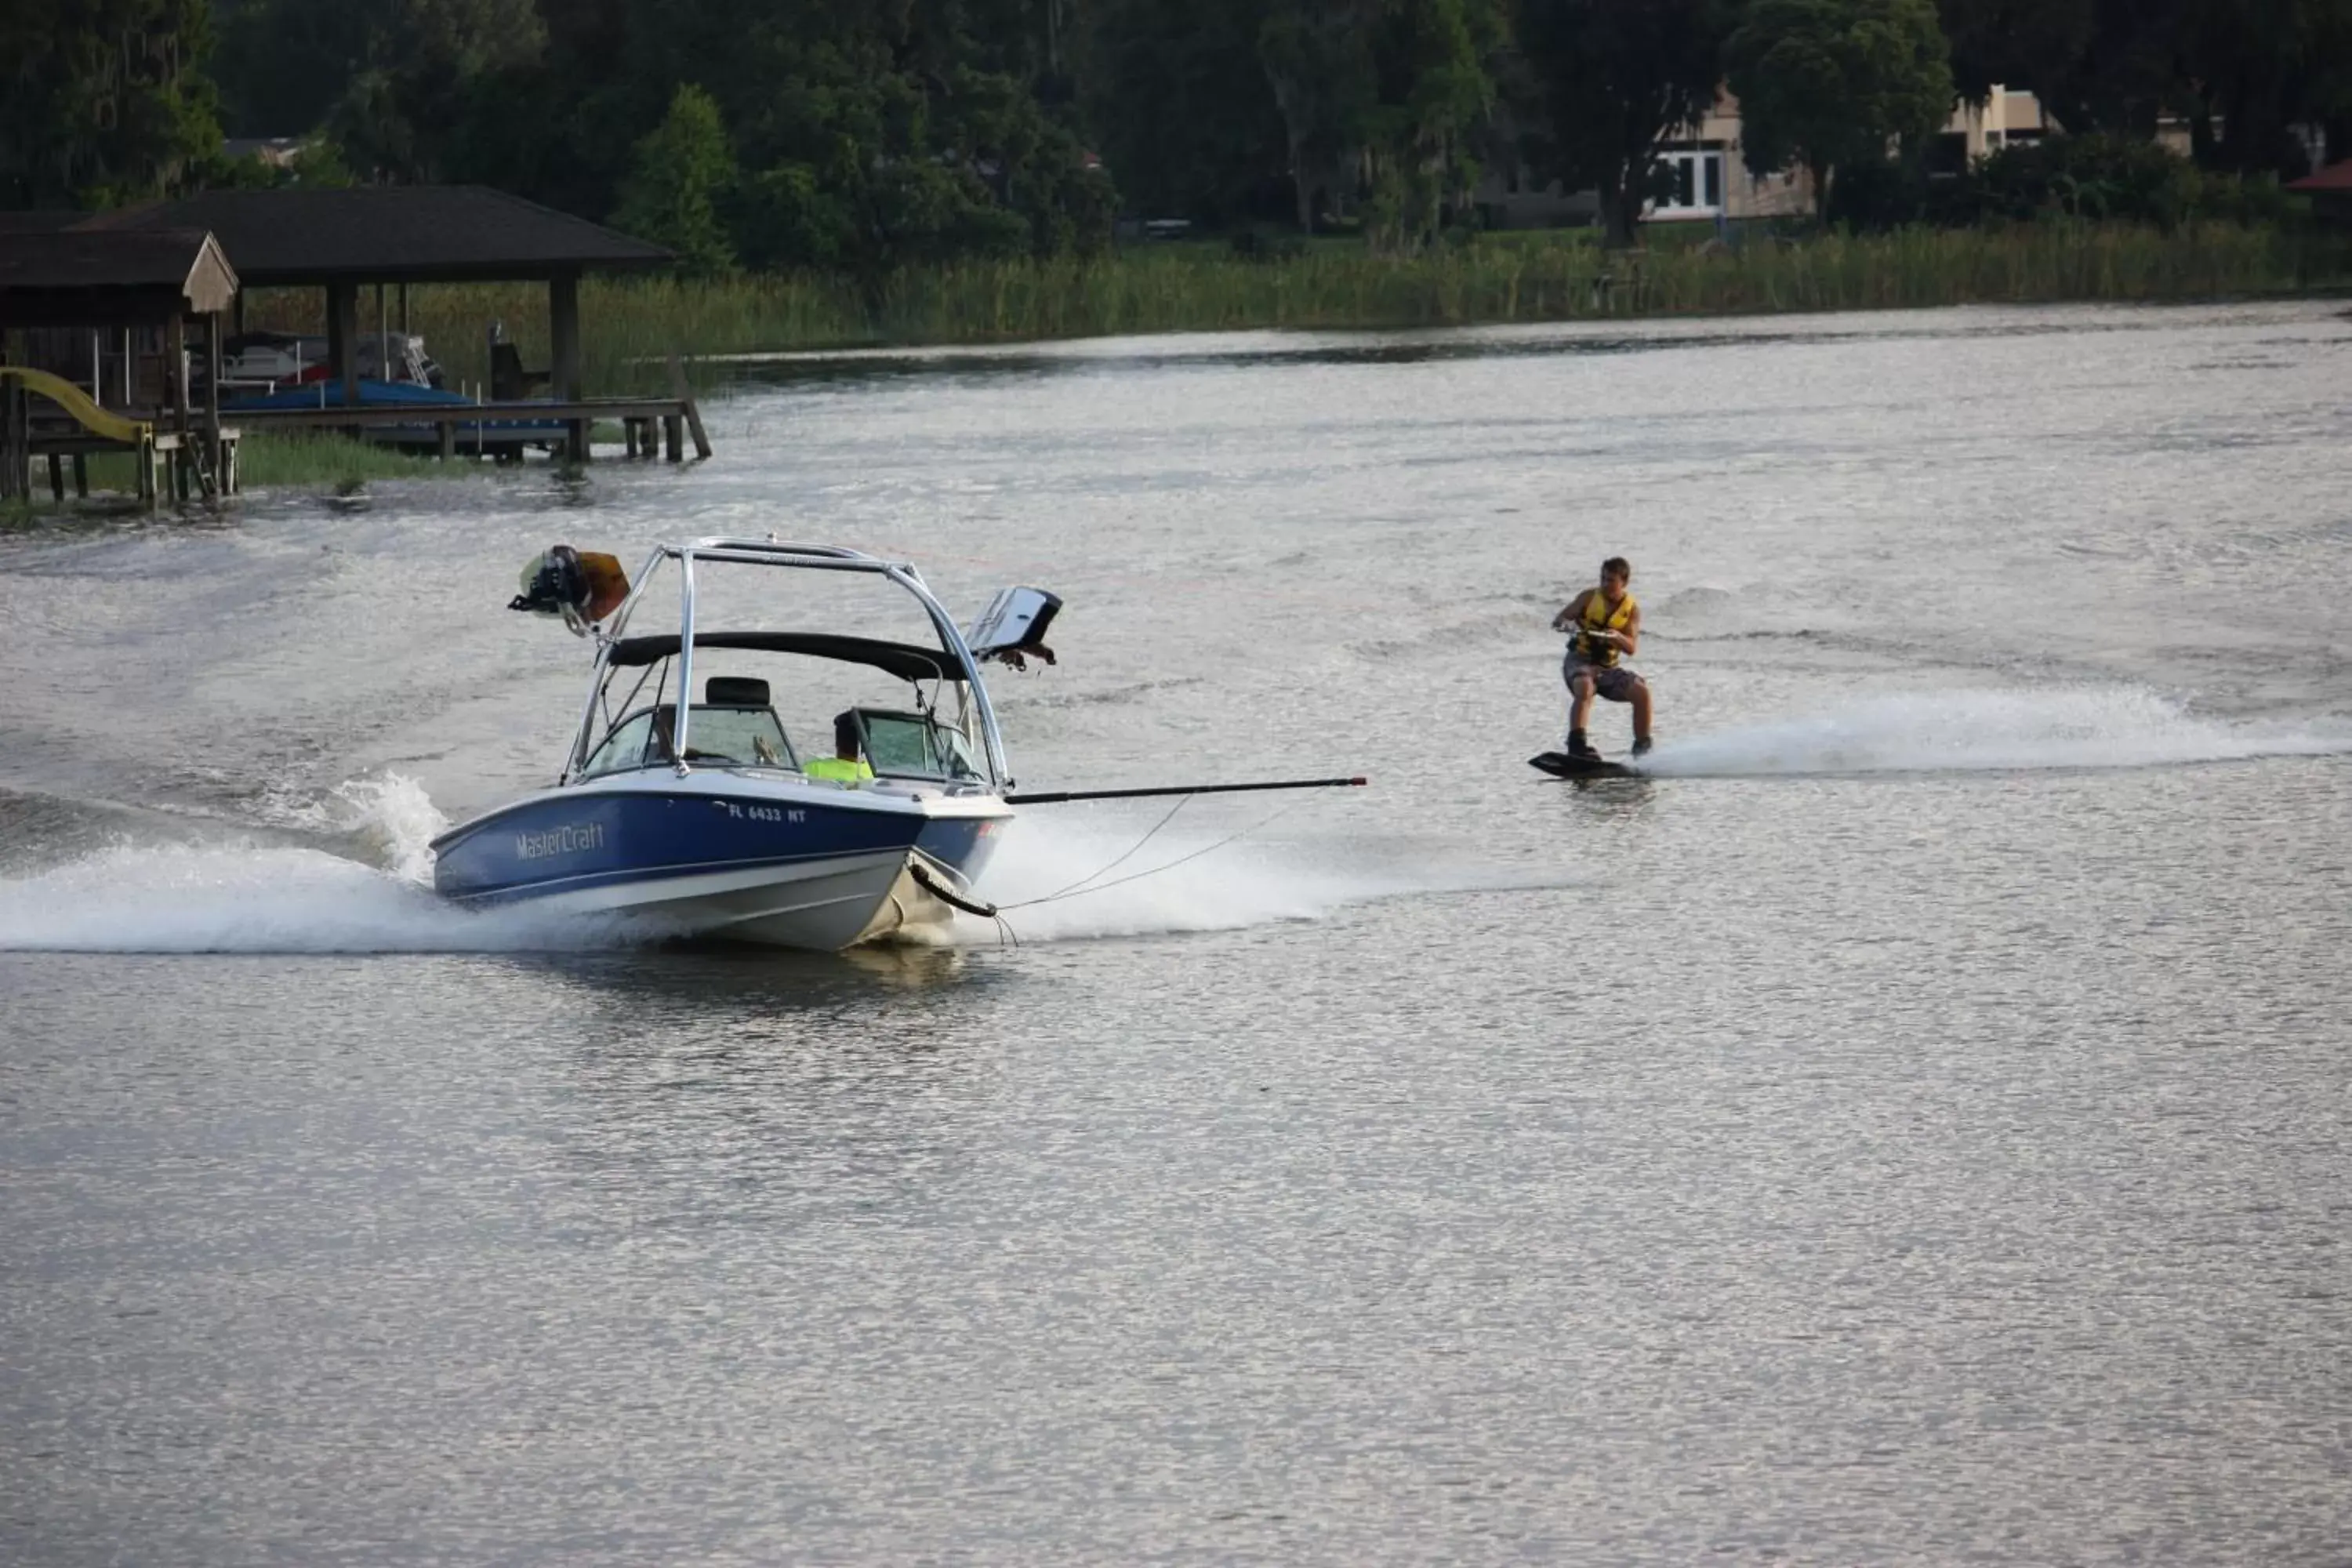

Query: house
[1647,90,1813,223]
[1479,83,2066,230]
[1650,85,2058,223]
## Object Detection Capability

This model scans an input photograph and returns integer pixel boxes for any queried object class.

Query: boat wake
[0,777,633,955]
[1642,685,2352,779]
[0,775,1518,955]
[0,840,637,954]
[955,815,1490,945]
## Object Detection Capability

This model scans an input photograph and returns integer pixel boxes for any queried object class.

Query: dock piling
[666,354,711,460]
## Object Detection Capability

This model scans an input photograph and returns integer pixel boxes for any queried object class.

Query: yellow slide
[0,365,151,446]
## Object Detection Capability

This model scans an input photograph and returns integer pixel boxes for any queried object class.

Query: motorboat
[212,330,446,394]
[218,376,569,456]
[430,539,1059,951]
[212,330,565,456]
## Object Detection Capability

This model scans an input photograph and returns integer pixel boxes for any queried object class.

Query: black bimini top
[606,630,964,684]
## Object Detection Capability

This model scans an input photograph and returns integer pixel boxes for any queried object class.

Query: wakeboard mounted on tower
[509,544,631,636]
[964,586,1062,670]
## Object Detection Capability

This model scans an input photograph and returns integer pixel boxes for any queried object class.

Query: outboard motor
[966,586,1062,670]
[509,544,630,635]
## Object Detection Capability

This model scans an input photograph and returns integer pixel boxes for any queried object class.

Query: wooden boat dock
[3,187,700,505]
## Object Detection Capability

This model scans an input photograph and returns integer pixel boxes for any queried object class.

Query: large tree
[194,0,1115,269]
[327,0,546,181]
[1936,0,2094,108]
[586,0,1112,271]
[1079,0,1291,224]
[2172,0,2352,174]
[610,83,738,275]
[1359,0,1504,250]
[0,0,223,209]
[210,0,368,136]
[1940,0,2352,172]
[1257,0,1502,245]
[1936,0,2184,136]
[1516,0,1730,248]
[1725,0,1956,214]
[209,0,543,179]
[1259,0,1382,230]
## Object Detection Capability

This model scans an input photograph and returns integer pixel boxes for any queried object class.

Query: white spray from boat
[0,774,612,955]
[0,774,1494,954]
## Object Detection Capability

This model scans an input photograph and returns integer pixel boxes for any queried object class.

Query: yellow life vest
[1575,590,1638,667]
[804,756,875,784]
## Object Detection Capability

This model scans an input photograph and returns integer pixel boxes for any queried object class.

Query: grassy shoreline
[0,433,478,518]
[11,221,2336,517]
[234,222,2352,396]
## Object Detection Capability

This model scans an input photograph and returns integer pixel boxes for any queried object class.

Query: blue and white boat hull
[430,772,1007,950]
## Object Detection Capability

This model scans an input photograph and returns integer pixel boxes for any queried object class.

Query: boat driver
[804,711,877,786]
[1551,556,1653,760]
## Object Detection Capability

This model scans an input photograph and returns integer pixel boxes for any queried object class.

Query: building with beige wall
[1479,85,2195,232]
[1646,86,2056,223]
[1945,89,2056,161]
[1648,91,1812,223]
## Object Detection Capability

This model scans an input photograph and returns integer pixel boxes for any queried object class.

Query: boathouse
[76,187,700,462]
[0,224,241,503]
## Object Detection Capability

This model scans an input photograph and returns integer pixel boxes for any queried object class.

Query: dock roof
[76,187,671,285]
[0,212,85,236]
[0,229,238,326]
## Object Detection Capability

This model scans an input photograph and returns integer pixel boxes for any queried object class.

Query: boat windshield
[557,541,1014,790]
[858,709,984,782]
[579,703,797,779]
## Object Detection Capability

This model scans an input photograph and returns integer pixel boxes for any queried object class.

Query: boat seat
[489,341,550,402]
[706,675,771,706]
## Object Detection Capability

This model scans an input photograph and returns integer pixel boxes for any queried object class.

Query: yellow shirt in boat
[805,757,875,784]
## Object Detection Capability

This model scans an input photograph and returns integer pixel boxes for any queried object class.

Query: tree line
[4,0,2347,267]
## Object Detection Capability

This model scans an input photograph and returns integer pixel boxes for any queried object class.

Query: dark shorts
[1564,654,1642,702]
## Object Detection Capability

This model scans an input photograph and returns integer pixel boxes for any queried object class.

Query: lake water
[4,301,2350,1565]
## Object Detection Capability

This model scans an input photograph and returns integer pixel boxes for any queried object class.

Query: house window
[1650,149,1726,218]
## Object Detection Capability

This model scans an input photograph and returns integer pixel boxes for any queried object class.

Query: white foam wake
[254,771,449,883]
[0,775,1482,955]
[0,773,626,955]
[1644,686,2352,779]
[959,814,1557,945]
[0,841,634,954]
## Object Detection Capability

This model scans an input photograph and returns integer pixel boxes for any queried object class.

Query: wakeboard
[1529,750,1644,780]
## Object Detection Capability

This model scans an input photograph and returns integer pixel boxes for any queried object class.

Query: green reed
[235,431,476,488]
[232,223,2351,396]
[42,432,472,504]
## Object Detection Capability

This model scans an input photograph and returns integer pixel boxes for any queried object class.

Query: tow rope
[908,858,1002,920]
[908,775,1367,946]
